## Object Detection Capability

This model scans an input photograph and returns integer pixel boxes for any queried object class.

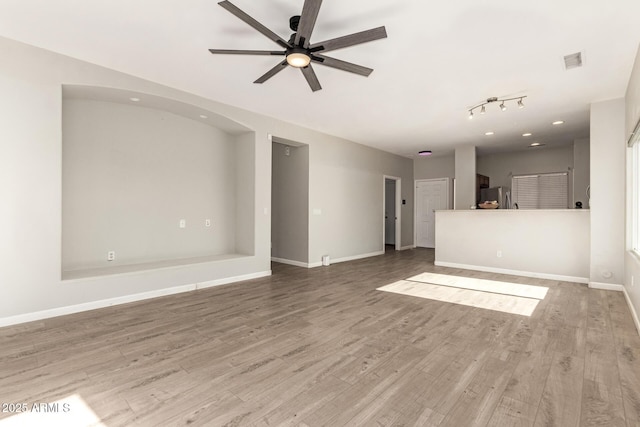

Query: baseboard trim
[399,245,416,251]
[309,250,385,268]
[270,257,310,268]
[196,271,272,289]
[588,281,625,291]
[0,270,272,328]
[623,287,640,337]
[434,261,589,284]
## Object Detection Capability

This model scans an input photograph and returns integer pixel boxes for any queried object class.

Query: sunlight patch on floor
[377,276,548,317]
[407,272,549,299]
[0,394,104,427]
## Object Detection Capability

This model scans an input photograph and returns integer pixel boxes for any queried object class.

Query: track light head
[480,105,486,114]
[500,102,507,111]
[518,98,524,108]
[468,110,474,120]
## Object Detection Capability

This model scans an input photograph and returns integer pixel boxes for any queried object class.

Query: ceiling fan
[208,0,387,92]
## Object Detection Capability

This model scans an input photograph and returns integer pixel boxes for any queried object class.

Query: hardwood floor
[1,248,640,426]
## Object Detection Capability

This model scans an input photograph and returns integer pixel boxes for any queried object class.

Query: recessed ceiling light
[485,131,494,136]
[529,142,545,147]
[522,132,532,137]
[552,120,564,125]
[129,97,140,102]
[418,150,432,156]
[199,114,208,119]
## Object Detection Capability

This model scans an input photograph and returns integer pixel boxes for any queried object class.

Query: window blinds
[512,172,568,209]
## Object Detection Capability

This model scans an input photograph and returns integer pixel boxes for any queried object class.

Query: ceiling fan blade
[254,60,288,84]
[294,0,323,48]
[311,54,373,77]
[301,65,322,92]
[209,49,285,56]
[218,1,292,49]
[310,26,387,53]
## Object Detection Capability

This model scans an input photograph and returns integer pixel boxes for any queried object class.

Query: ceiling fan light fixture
[286,50,311,68]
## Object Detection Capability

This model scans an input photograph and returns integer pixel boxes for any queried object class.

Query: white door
[416,179,449,248]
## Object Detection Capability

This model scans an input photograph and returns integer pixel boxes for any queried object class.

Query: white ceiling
[1,0,640,157]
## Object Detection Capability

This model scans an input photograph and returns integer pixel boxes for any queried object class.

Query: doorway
[415,178,449,248]
[383,176,401,251]
[271,136,309,266]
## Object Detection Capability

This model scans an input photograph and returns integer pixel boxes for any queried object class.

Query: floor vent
[564,51,583,70]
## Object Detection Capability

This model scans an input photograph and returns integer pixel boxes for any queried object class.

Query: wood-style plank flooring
[1,248,640,426]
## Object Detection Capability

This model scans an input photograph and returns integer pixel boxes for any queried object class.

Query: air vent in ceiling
[564,52,583,70]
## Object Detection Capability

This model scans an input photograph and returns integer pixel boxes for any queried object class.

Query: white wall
[0,36,413,323]
[414,154,455,181]
[435,210,590,282]
[62,99,240,271]
[477,145,574,190]
[454,146,476,209]
[234,132,256,256]
[308,136,414,262]
[590,99,626,287]
[625,44,640,323]
[573,138,591,208]
[271,142,309,264]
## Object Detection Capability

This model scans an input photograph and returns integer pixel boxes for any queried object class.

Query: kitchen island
[435,209,590,282]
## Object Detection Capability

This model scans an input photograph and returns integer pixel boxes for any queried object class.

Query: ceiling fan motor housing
[289,15,300,31]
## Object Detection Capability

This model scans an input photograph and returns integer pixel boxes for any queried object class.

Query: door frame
[414,178,450,248]
[383,175,401,251]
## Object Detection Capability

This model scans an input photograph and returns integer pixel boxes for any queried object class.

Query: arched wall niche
[61,85,255,279]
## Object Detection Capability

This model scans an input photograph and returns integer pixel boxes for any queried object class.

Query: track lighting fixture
[468,96,527,118]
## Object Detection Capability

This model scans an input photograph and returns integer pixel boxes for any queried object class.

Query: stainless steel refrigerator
[480,186,511,209]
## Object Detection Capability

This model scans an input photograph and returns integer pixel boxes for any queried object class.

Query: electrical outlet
[205,219,211,227]
[107,251,115,261]
[496,250,502,258]
[179,219,186,228]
